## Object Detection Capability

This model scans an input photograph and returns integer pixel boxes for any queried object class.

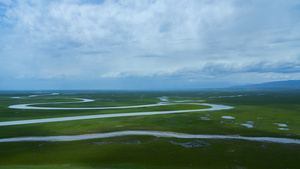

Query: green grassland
[0,90,300,168]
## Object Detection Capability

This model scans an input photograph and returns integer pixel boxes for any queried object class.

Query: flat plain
[0,90,299,168]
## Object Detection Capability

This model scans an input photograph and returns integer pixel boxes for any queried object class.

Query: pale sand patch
[221,116,235,119]
[274,123,288,127]
[200,117,211,120]
[278,128,289,131]
[240,124,254,128]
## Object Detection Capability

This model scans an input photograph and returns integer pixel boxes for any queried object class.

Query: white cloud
[1,0,300,89]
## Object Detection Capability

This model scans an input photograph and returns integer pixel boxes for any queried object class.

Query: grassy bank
[0,90,300,168]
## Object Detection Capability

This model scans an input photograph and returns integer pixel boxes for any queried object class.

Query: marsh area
[0,90,300,168]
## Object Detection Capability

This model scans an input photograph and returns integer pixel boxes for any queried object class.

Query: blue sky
[1,0,300,90]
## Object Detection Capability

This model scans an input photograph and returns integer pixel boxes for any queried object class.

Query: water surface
[0,130,299,144]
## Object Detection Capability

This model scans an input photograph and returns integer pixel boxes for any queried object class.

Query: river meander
[1,97,299,144]
[1,98,232,126]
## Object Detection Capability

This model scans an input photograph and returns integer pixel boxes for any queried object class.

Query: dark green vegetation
[0,90,300,168]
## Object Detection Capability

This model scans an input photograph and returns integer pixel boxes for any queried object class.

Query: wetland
[0,90,300,168]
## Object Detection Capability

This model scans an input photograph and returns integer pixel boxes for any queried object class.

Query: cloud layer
[1,0,300,89]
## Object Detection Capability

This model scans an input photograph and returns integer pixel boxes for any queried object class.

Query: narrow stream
[0,130,299,144]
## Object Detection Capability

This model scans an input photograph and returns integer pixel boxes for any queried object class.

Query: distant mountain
[231,80,300,90]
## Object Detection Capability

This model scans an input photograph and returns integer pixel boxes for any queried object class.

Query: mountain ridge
[231,80,300,90]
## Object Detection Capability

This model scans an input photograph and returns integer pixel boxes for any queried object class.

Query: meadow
[0,90,299,168]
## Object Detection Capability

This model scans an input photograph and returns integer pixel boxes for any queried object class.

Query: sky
[0,0,300,90]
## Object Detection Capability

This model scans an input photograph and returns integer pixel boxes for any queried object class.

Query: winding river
[0,130,299,144]
[1,98,232,126]
[1,97,299,144]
